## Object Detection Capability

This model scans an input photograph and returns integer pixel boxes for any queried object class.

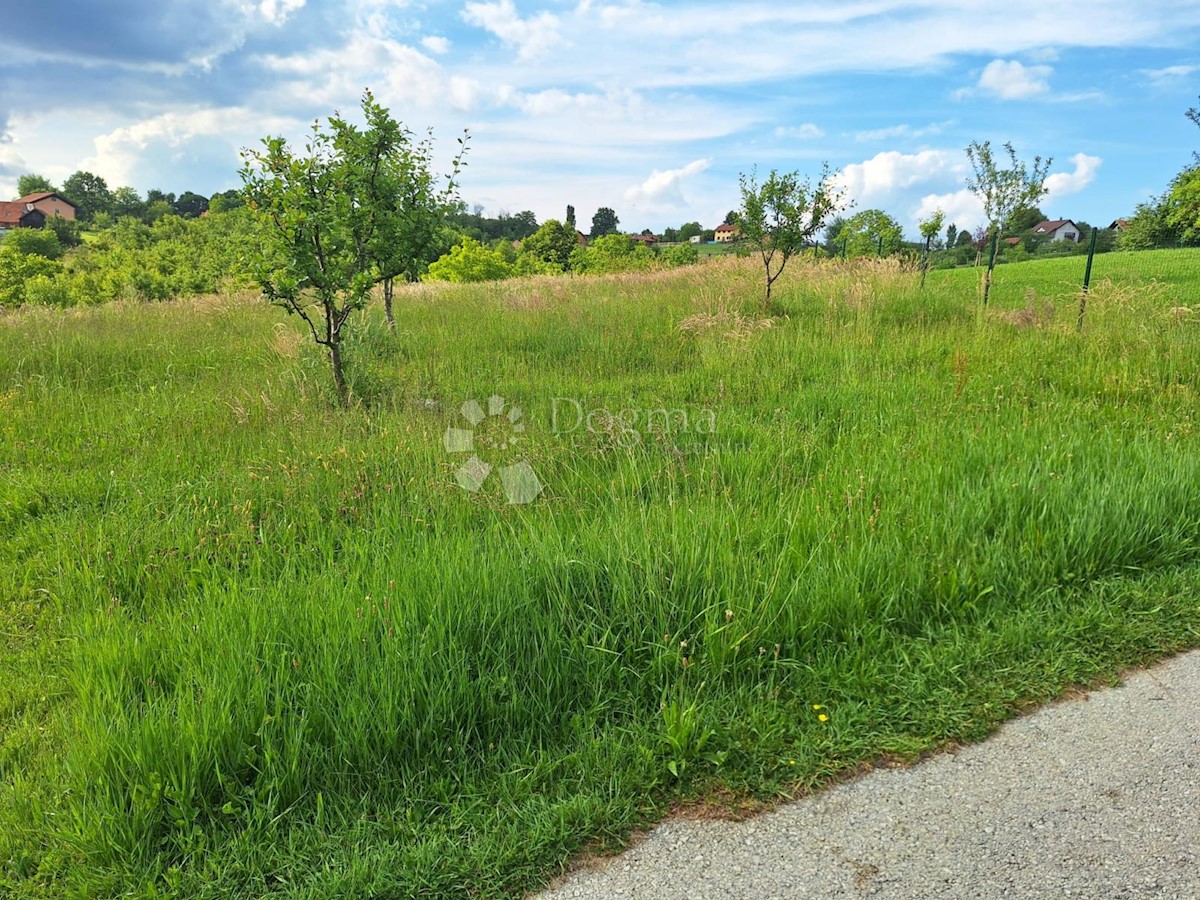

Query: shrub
[425,238,513,283]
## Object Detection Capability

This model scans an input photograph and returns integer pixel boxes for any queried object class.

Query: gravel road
[538,651,1200,899]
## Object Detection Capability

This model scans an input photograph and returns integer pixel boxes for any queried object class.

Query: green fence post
[1078,227,1098,331]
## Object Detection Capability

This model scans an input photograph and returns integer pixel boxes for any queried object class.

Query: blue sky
[1,0,1198,237]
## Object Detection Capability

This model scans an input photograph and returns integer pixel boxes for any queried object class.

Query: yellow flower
[812,704,823,710]
[818,713,829,723]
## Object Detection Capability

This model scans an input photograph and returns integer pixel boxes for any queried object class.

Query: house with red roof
[714,223,740,243]
[16,192,77,221]
[0,202,46,232]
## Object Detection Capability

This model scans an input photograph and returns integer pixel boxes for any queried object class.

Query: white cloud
[1141,64,1200,86]
[1043,152,1102,202]
[836,149,963,204]
[253,0,307,25]
[855,121,952,142]
[80,107,296,186]
[975,59,1053,100]
[774,123,825,139]
[461,0,563,61]
[624,158,711,210]
[421,35,451,54]
[914,189,984,234]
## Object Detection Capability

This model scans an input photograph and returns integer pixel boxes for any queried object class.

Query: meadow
[2,251,1199,897]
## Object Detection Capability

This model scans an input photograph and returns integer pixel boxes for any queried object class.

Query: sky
[1,1,1199,238]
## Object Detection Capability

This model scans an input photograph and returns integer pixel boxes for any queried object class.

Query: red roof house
[0,202,46,230]
[15,192,76,221]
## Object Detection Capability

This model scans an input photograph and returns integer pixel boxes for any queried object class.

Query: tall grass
[2,254,1200,897]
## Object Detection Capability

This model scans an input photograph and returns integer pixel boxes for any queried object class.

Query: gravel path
[538,651,1200,899]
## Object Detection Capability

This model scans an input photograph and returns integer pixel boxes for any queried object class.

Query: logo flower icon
[443,394,543,504]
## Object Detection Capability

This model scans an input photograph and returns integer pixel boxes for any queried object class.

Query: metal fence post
[1078,227,1098,330]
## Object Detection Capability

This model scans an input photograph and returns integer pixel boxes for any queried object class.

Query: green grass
[929,246,1199,308]
[2,253,1200,897]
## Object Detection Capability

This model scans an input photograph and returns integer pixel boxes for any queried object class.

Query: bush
[0,246,63,308]
[662,243,699,267]
[22,273,72,307]
[425,238,513,283]
[571,234,653,275]
[1,228,63,260]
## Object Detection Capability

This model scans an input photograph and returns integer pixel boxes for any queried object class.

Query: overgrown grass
[2,253,1200,897]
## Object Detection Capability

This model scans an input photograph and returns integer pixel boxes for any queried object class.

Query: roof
[0,201,37,226]
[715,223,738,232]
[16,191,75,208]
[1033,219,1077,233]
[630,232,656,242]
[1109,218,1130,230]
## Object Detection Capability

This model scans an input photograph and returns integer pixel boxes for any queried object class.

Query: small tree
[737,164,845,306]
[241,90,456,405]
[370,127,465,330]
[918,209,946,288]
[965,141,1051,305]
[589,207,619,239]
[565,205,576,229]
[945,223,958,250]
[841,209,904,258]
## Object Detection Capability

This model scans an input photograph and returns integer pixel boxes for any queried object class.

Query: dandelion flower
[812,704,823,710]
[818,714,829,723]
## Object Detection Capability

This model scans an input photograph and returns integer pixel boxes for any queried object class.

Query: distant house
[630,232,656,247]
[688,234,703,244]
[0,201,46,232]
[714,223,739,243]
[575,230,588,246]
[1001,236,1022,247]
[1108,218,1130,232]
[15,192,76,221]
[1032,219,1081,243]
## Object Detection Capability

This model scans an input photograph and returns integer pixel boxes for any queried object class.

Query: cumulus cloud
[624,158,711,210]
[421,35,451,54]
[836,149,963,204]
[1043,153,1102,201]
[461,0,563,61]
[774,123,825,139]
[972,59,1053,100]
[914,189,984,233]
[80,107,296,186]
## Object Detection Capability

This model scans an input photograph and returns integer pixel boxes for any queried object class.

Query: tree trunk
[330,339,348,406]
[981,231,999,307]
[383,277,395,332]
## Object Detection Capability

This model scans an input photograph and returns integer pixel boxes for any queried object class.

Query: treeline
[15,172,239,226]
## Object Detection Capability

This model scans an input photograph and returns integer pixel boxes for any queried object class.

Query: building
[15,192,76,221]
[714,223,739,243]
[688,234,703,244]
[1108,218,1130,232]
[0,201,46,232]
[630,232,656,247]
[1032,219,1081,243]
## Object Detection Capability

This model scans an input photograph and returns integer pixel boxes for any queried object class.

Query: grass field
[2,252,1200,897]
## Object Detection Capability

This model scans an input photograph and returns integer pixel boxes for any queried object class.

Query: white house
[1033,219,1081,243]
